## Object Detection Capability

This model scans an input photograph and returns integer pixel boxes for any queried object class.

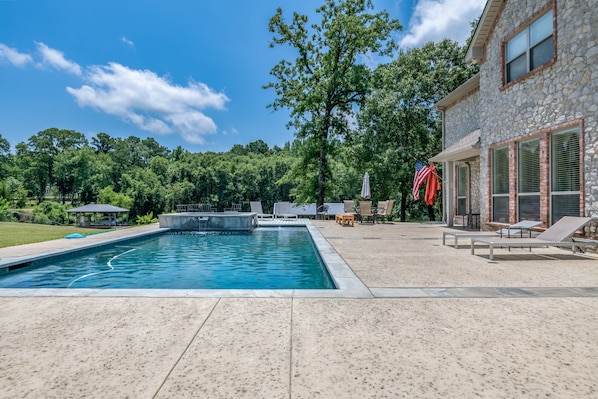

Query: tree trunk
[427,204,435,221]
[317,119,330,209]
[317,141,326,208]
[400,192,406,222]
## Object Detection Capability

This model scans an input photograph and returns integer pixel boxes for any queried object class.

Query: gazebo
[67,204,129,228]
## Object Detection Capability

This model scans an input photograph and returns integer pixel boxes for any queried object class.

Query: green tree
[120,168,166,218]
[98,186,134,210]
[1,176,23,206]
[265,0,401,208]
[164,181,196,212]
[85,152,116,203]
[21,128,88,202]
[91,132,116,154]
[0,134,12,180]
[355,39,478,221]
[245,140,272,156]
[54,146,98,203]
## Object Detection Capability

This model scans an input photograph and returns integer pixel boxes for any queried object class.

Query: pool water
[0,228,336,290]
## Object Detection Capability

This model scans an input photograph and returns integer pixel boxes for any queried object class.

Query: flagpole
[414,157,443,182]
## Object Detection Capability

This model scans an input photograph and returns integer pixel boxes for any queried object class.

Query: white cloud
[399,0,485,48]
[36,42,82,75]
[121,36,134,46]
[0,43,32,67]
[66,62,230,144]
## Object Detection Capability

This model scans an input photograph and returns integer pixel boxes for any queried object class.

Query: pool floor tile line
[370,286,598,298]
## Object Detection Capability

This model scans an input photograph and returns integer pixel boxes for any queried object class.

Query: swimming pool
[0,228,336,290]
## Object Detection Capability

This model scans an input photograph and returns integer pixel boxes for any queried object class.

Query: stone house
[431,0,597,236]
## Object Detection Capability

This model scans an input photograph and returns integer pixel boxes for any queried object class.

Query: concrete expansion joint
[152,298,222,398]
[369,287,598,298]
[287,296,295,399]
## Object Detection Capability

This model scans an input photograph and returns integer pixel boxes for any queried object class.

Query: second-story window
[505,9,554,84]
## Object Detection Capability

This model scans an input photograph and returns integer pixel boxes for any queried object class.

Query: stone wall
[443,90,482,221]
[443,91,480,146]
[477,0,598,234]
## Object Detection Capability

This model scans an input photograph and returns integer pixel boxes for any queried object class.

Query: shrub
[0,197,10,221]
[136,212,157,225]
[32,201,68,225]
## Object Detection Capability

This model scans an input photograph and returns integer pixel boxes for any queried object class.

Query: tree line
[0,131,301,220]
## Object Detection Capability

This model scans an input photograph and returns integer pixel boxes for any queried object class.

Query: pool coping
[0,221,373,298]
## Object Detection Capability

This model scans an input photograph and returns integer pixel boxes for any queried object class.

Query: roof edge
[465,0,503,63]
[430,129,481,162]
[435,73,480,110]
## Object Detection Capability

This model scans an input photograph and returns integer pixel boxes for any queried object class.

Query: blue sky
[0,0,484,153]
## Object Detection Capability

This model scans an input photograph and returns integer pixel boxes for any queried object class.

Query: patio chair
[224,203,242,212]
[375,200,394,223]
[470,216,596,260]
[380,199,395,223]
[443,220,543,248]
[198,203,217,212]
[250,201,274,218]
[357,201,376,223]
[374,201,388,221]
[274,201,298,218]
[343,200,355,214]
[316,204,329,220]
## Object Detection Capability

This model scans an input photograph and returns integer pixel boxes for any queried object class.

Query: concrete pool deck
[0,221,597,397]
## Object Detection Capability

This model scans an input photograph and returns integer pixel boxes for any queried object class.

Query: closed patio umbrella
[361,172,371,199]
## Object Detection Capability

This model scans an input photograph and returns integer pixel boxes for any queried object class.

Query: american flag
[412,160,432,200]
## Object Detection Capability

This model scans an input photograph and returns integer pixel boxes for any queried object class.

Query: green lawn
[0,222,107,248]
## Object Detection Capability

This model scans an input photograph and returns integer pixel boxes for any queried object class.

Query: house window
[551,130,580,223]
[457,164,467,216]
[492,146,509,222]
[518,138,540,221]
[505,10,554,84]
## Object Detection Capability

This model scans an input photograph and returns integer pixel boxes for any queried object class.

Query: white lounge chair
[291,203,317,218]
[470,216,596,260]
[274,201,298,219]
[443,220,543,248]
[250,201,273,218]
[317,203,345,220]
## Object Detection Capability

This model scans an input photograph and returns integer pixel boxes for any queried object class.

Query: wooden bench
[335,213,354,227]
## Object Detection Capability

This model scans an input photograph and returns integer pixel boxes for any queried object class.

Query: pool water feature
[0,228,335,290]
